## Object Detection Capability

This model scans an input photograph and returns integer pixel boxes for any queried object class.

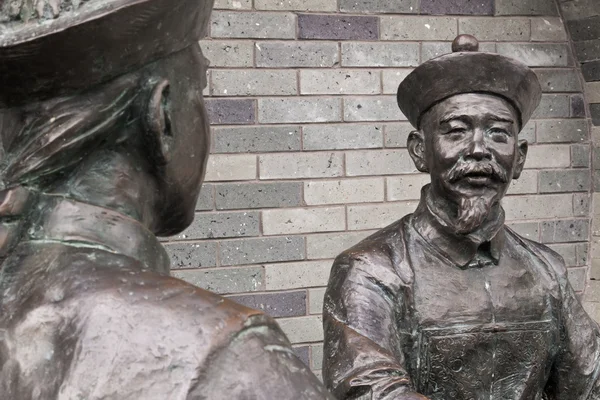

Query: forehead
[421,93,518,127]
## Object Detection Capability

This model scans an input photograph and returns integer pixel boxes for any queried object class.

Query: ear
[144,79,174,165]
[513,139,528,179]
[408,130,428,173]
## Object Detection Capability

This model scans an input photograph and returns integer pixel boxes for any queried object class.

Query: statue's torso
[404,221,562,400]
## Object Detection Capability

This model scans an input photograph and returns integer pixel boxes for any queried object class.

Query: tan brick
[263,207,346,235]
[387,174,430,201]
[382,69,414,94]
[309,288,327,315]
[211,69,297,96]
[259,152,344,179]
[300,69,381,95]
[306,231,375,259]
[585,82,600,104]
[344,96,406,122]
[381,16,458,41]
[277,316,324,343]
[255,0,337,11]
[459,17,530,41]
[503,194,573,220]
[525,145,571,169]
[205,154,257,182]
[348,202,419,230]
[265,261,333,290]
[305,178,385,205]
[531,17,568,41]
[259,97,342,124]
[346,150,417,176]
[199,40,254,67]
[583,301,600,323]
[214,0,252,9]
[508,170,538,195]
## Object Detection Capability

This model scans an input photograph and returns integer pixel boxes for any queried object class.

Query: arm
[323,249,428,400]
[542,252,600,399]
[188,314,333,400]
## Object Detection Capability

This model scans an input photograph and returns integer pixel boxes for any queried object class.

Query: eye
[489,128,509,143]
[445,127,467,135]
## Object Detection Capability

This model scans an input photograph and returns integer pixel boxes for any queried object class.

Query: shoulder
[505,227,568,278]
[330,217,413,291]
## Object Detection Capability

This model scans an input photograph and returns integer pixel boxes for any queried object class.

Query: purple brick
[205,99,255,125]
[421,0,493,15]
[227,290,307,318]
[582,61,600,82]
[293,346,310,367]
[298,14,378,40]
[574,39,600,63]
[568,16,600,42]
[591,104,600,126]
[571,95,586,118]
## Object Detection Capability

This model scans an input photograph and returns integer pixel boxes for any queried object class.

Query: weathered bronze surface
[0,1,331,398]
[323,35,600,400]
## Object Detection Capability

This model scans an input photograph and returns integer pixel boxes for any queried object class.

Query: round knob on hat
[452,34,479,52]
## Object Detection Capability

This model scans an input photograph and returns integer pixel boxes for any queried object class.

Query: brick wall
[163,0,594,377]
[556,0,600,320]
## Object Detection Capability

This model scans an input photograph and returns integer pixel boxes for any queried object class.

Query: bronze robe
[324,195,600,400]
[0,198,331,399]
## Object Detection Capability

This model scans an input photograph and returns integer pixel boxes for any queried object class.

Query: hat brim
[397,52,542,129]
[0,0,213,107]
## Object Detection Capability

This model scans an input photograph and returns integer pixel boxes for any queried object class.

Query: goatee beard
[454,195,495,234]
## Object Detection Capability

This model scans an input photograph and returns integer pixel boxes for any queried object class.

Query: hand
[395,393,431,400]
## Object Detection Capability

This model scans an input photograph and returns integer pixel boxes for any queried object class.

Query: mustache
[446,160,508,184]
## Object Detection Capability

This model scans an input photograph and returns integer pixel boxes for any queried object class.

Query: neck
[16,148,170,273]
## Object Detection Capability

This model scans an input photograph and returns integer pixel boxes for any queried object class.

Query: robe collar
[411,185,506,269]
[24,195,170,275]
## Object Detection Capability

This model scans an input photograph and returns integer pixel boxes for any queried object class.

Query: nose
[465,129,491,161]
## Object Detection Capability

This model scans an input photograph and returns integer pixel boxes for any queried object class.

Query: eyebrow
[440,114,515,125]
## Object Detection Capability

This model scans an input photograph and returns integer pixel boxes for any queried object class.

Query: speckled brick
[293,346,310,366]
[541,219,590,244]
[536,119,588,144]
[213,126,301,153]
[421,0,493,15]
[339,0,419,14]
[572,145,591,168]
[591,104,600,125]
[539,170,591,193]
[572,95,586,118]
[219,236,305,266]
[164,242,218,269]
[568,16,600,42]
[216,182,303,210]
[495,0,558,15]
[582,61,600,82]
[298,14,378,40]
[205,99,255,125]
[227,291,307,318]
[575,40,600,63]
[196,184,214,211]
[174,267,264,295]
[534,69,582,92]
[175,212,260,240]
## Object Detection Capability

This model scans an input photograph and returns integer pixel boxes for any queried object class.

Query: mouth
[461,171,495,185]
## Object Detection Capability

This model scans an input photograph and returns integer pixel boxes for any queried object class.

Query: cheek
[430,136,462,168]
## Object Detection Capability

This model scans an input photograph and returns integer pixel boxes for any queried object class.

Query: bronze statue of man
[323,35,600,400]
[0,1,331,399]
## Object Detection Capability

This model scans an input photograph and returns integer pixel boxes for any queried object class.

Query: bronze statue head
[0,0,214,240]
[398,35,542,234]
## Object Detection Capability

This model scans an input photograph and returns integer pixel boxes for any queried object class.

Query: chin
[153,202,195,237]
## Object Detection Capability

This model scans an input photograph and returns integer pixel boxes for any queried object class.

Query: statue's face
[151,46,211,235]
[417,93,527,207]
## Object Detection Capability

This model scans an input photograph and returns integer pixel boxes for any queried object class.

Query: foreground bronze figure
[0,1,331,398]
[323,35,600,400]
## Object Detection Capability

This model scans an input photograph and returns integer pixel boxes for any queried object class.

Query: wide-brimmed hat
[0,0,214,107]
[397,34,542,129]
